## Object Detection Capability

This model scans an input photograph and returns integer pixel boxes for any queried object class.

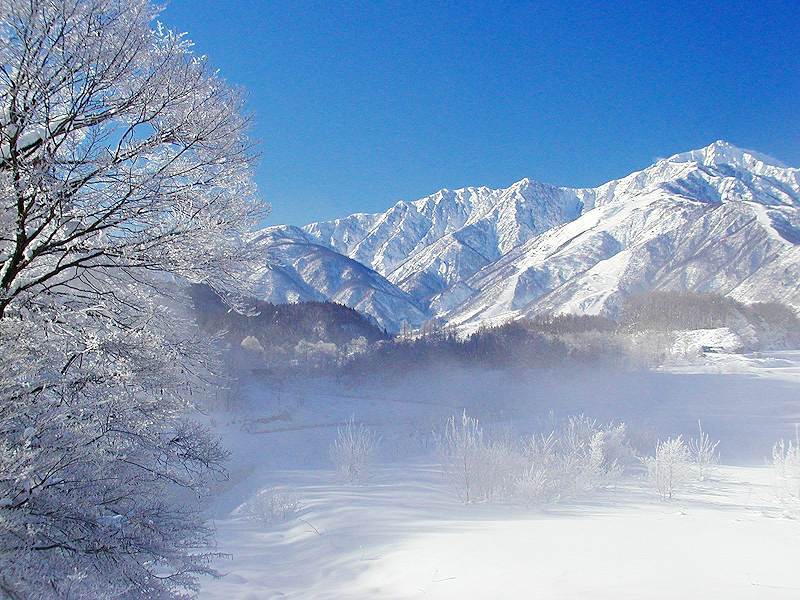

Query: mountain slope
[245,226,428,332]
[302,180,584,302]
[435,191,800,326]
[431,142,800,325]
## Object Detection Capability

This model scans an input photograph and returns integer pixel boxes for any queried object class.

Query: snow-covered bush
[557,415,630,494]
[241,335,266,354]
[295,339,339,368]
[626,330,679,367]
[434,413,521,503]
[330,417,380,483]
[689,421,720,481]
[344,336,369,358]
[480,436,526,502]
[773,433,800,502]
[515,432,559,504]
[244,489,301,524]
[435,411,488,503]
[644,437,692,499]
[436,412,634,505]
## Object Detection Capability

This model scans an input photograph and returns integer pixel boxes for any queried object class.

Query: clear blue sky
[161,0,799,226]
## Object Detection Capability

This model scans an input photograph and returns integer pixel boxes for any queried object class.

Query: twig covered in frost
[435,411,487,503]
[435,412,634,505]
[643,436,692,500]
[773,425,800,503]
[330,416,380,483]
[243,489,301,524]
[689,420,720,481]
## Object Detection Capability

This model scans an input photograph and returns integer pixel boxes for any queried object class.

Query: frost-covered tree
[435,412,634,506]
[329,416,379,483]
[558,415,629,494]
[435,411,486,503]
[644,437,692,500]
[0,0,265,597]
[689,420,720,481]
[773,429,800,502]
[515,432,558,504]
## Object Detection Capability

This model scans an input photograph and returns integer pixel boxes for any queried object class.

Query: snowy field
[200,352,800,599]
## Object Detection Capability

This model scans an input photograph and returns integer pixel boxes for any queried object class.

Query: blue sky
[161,1,799,226]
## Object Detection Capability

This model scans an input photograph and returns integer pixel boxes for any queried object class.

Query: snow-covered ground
[200,352,800,599]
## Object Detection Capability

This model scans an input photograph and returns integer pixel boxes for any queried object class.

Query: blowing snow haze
[246,140,800,332]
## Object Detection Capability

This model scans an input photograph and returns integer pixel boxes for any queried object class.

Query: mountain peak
[666,140,787,171]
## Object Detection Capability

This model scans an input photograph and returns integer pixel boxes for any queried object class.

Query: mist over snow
[199,352,800,599]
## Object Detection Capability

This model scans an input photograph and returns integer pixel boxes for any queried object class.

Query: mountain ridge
[250,141,800,331]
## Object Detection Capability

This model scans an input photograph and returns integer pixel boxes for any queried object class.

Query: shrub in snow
[435,411,488,503]
[644,436,692,500]
[344,336,369,358]
[330,417,380,483]
[773,431,800,502]
[689,420,720,481]
[479,436,526,502]
[515,432,559,504]
[241,335,265,354]
[296,339,339,368]
[557,415,630,494]
[244,489,301,524]
[626,330,678,367]
[436,412,634,505]
[435,412,523,503]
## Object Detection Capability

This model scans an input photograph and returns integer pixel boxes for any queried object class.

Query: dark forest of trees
[619,291,800,348]
[193,287,800,379]
[191,284,388,347]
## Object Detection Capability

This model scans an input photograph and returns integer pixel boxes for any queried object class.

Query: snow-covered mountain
[303,180,584,302]
[254,141,800,330]
[245,226,427,331]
